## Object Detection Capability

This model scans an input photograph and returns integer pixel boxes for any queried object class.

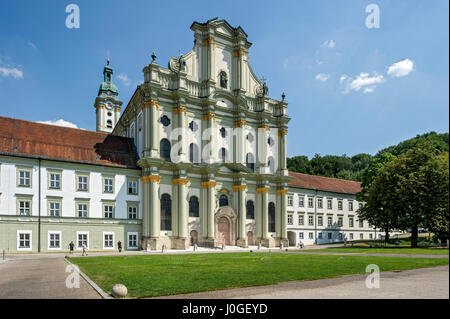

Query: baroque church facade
[0,19,378,253]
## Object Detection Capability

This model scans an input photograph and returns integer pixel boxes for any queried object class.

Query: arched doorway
[217,216,230,245]
[287,231,296,247]
[190,230,198,246]
[247,231,254,245]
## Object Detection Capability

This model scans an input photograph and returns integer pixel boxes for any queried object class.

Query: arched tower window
[161,194,172,231]
[268,156,275,173]
[268,202,275,232]
[219,127,227,138]
[189,196,199,217]
[160,139,171,162]
[246,200,255,219]
[189,143,199,164]
[106,120,113,128]
[219,194,229,207]
[246,153,255,171]
[219,148,227,162]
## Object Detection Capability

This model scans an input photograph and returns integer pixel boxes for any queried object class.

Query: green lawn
[68,252,449,298]
[298,248,449,255]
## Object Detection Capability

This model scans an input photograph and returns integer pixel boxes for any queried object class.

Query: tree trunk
[411,225,418,248]
[385,230,390,244]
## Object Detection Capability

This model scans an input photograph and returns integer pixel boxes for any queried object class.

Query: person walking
[118,241,122,253]
[68,241,74,255]
[82,241,88,256]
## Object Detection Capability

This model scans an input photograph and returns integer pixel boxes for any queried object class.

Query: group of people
[67,241,123,255]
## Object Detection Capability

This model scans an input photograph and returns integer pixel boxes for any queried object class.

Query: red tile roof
[288,171,362,195]
[0,116,138,169]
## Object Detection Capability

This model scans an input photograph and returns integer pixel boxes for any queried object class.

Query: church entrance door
[217,216,230,246]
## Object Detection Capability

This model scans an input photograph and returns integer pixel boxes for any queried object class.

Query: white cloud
[37,119,79,129]
[116,73,131,86]
[0,67,23,79]
[340,72,385,94]
[321,40,336,48]
[27,42,37,50]
[387,58,414,78]
[314,73,330,82]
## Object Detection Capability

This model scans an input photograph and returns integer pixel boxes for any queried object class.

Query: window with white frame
[104,204,114,219]
[49,172,61,189]
[359,202,363,210]
[128,179,138,195]
[327,232,332,239]
[128,232,138,249]
[287,214,293,225]
[327,216,333,226]
[77,203,88,218]
[317,198,323,209]
[360,233,364,239]
[299,232,304,239]
[103,177,114,193]
[17,231,32,250]
[103,233,114,249]
[308,197,314,208]
[359,220,364,228]
[77,175,88,191]
[317,216,323,226]
[309,232,314,239]
[318,233,322,239]
[348,201,353,211]
[327,198,332,209]
[308,215,314,226]
[299,196,304,207]
[338,200,343,210]
[349,217,354,227]
[369,233,373,239]
[338,216,343,227]
[49,201,61,217]
[287,195,293,206]
[77,232,88,248]
[18,200,31,215]
[48,232,61,249]
[298,215,304,225]
[128,205,138,219]
[18,169,31,187]
[339,233,343,240]
[349,233,353,240]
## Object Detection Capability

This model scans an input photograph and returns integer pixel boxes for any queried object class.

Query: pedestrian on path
[82,241,88,256]
[118,241,122,253]
[68,241,74,254]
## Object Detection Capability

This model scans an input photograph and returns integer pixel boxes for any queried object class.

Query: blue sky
[0,0,448,158]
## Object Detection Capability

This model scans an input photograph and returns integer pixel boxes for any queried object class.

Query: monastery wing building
[0,19,381,253]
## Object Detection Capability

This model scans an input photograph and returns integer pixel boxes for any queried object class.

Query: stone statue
[219,71,228,88]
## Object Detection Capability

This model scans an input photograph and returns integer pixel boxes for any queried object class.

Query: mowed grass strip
[297,248,449,255]
[68,253,449,298]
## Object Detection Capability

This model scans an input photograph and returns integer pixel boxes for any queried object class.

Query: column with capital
[173,104,188,163]
[234,119,246,165]
[141,171,161,250]
[256,184,270,245]
[234,183,248,247]
[276,187,289,245]
[202,112,216,163]
[257,125,269,174]
[201,178,216,247]
[142,99,160,158]
[173,176,189,249]
[278,128,288,175]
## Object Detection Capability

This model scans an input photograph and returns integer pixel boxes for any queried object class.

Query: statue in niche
[219,71,228,89]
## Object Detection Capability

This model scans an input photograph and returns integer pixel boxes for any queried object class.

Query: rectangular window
[349,233,353,240]
[49,201,60,217]
[309,232,314,239]
[287,214,293,225]
[77,232,88,249]
[338,217,343,227]
[327,216,333,226]
[18,170,31,187]
[359,202,363,210]
[299,232,304,239]
[308,215,314,226]
[339,233,343,240]
[318,233,322,239]
[104,178,114,193]
[369,234,373,239]
[77,203,88,218]
[128,206,137,219]
[18,231,31,250]
[349,217,354,228]
[338,200,343,210]
[48,232,61,249]
[328,232,332,239]
[299,196,304,207]
[19,200,31,215]
[359,220,364,228]
[348,201,353,211]
[317,216,323,226]
[49,172,61,189]
[77,175,88,191]
[298,215,304,225]
[360,233,364,239]
[308,197,314,208]
[104,205,114,219]
[317,198,323,209]
[327,199,332,210]
[128,232,138,249]
[103,233,114,249]
[287,195,293,206]
[128,179,138,195]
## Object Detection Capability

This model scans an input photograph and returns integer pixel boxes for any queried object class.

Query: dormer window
[219,71,228,89]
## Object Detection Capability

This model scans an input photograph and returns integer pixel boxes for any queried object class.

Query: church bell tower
[94,58,123,133]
